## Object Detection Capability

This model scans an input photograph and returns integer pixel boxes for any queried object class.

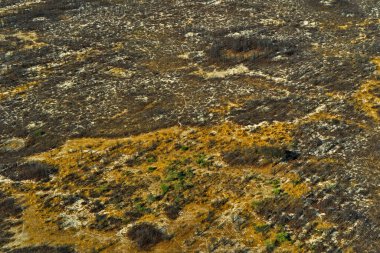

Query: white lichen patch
[0,137,27,152]
[193,64,249,79]
[106,67,134,78]
[57,81,74,90]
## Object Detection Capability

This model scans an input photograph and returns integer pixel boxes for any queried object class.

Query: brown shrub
[127,223,168,250]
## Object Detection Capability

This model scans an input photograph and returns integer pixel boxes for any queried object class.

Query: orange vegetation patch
[13,121,304,251]
[0,81,40,101]
[353,57,380,122]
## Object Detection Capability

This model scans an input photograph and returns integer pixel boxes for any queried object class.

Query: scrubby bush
[222,146,299,166]
[8,245,76,253]
[164,204,181,220]
[127,223,168,250]
[1,162,58,181]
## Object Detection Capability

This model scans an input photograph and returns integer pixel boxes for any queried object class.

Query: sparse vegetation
[0,1,378,251]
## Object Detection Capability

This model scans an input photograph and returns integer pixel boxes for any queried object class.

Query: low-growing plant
[254,223,271,233]
[196,154,212,167]
[147,166,157,172]
[276,231,291,243]
[265,239,276,252]
[273,188,283,196]
[180,145,189,151]
[146,155,157,163]
[160,184,170,195]
[147,194,158,203]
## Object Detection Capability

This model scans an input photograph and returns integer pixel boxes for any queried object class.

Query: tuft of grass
[292,178,302,185]
[272,188,283,196]
[147,166,157,172]
[254,223,271,233]
[196,154,212,167]
[33,129,46,137]
[270,179,283,196]
[147,194,158,203]
[146,155,157,163]
[134,203,149,213]
[275,231,291,243]
[180,145,189,151]
[264,231,292,252]
[96,184,109,194]
[251,200,264,210]
[160,184,170,195]
[265,239,276,252]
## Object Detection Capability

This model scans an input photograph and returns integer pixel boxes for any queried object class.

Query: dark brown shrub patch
[0,162,58,181]
[127,223,168,250]
[222,146,299,166]
[164,204,181,220]
[8,245,76,253]
[0,191,23,248]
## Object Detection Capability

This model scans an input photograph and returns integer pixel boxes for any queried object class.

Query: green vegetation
[95,183,109,194]
[146,155,157,163]
[254,223,271,233]
[265,231,292,252]
[147,194,158,203]
[160,184,170,195]
[270,179,283,196]
[275,231,291,243]
[196,154,212,167]
[147,166,157,172]
[265,239,276,252]
[180,145,189,151]
[273,187,283,196]
[252,200,264,210]
[33,129,46,137]
[134,203,150,213]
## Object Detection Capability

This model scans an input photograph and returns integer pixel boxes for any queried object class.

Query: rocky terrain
[0,0,379,252]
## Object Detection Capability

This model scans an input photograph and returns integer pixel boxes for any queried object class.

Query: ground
[0,0,380,252]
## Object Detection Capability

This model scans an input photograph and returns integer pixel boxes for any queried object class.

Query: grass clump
[276,231,291,243]
[265,231,292,252]
[196,154,213,167]
[147,166,157,172]
[180,145,189,151]
[160,184,170,195]
[146,155,157,163]
[254,223,271,233]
